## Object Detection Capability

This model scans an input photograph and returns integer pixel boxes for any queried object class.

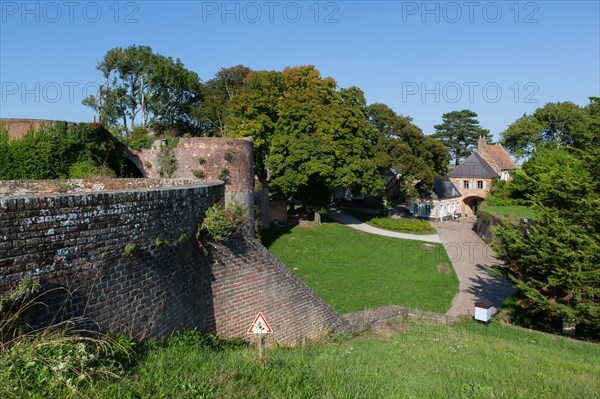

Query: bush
[0,122,123,180]
[369,217,434,233]
[196,201,247,247]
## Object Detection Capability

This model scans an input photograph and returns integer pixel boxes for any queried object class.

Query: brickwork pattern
[210,235,348,346]
[0,179,346,345]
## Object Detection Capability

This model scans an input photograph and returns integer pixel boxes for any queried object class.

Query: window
[477,180,484,189]
[413,203,419,215]
[424,204,431,217]
[463,180,470,189]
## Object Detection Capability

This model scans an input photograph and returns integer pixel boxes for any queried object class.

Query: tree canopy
[490,100,600,338]
[83,45,202,135]
[432,110,491,166]
[501,99,599,160]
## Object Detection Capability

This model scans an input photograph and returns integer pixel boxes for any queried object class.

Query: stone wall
[0,118,68,139]
[129,137,255,229]
[0,179,347,345]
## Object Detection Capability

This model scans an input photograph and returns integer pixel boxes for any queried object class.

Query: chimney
[478,135,487,153]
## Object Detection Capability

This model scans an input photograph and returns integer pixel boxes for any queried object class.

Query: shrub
[0,122,123,180]
[124,126,154,151]
[219,167,230,182]
[68,160,116,179]
[196,201,247,247]
[158,155,177,178]
[197,157,206,165]
[124,243,136,257]
[369,217,433,233]
[192,169,205,179]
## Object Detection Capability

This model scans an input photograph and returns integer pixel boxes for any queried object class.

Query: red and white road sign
[247,312,273,334]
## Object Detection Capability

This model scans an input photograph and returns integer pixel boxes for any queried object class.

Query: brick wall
[130,137,255,231]
[0,118,70,139]
[0,179,347,345]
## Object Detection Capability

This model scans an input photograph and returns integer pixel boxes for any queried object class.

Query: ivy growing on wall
[0,122,125,179]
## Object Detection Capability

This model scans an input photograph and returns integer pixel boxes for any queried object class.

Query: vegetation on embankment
[8,319,598,398]
[0,122,126,179]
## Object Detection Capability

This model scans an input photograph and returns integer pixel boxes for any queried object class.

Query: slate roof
[446,152,499,179]
[432,177,462,199]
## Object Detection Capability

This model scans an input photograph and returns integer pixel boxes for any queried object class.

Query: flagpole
[141,76,145,128]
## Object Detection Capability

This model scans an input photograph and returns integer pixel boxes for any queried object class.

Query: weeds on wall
[219,167,230,183]
[124,243,137,257]
[196,201,247,250]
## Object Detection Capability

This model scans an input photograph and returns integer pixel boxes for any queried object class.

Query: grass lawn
[92,320,600,399]
[479,203,538,222]
[343,209,436,234]
[262,222,457,314]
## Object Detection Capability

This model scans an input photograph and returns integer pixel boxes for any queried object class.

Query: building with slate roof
[409,137,518,220]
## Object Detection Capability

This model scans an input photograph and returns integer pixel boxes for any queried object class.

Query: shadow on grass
[261,224,296,248]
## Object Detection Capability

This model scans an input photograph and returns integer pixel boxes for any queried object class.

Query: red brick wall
[0,179,347,345]
[0,118,74,139]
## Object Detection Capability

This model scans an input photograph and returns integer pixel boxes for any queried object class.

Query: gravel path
[326,207,442,243]
[430,219,517,317]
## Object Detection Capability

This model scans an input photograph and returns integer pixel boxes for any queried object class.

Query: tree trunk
[314,210,321,225]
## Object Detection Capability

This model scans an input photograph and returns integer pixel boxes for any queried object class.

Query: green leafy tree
[83,45,202,135]
[225,70,284,179]
[367,103,449,196]
[194,65,252,136]
[492,146,600,338]
[501,99,598,159]
[266,66,383,222]
[432,110,491,166]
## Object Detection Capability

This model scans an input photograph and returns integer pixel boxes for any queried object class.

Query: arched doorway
[120,149,147,178]
[463,196,484,218]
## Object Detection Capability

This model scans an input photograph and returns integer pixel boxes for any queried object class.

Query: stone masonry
[0,179,348,345]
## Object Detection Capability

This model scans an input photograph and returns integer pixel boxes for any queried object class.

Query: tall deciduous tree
[432,110,491,166]
[193,65,252,136]
[225,70,284,179]
[367,103,449,196]
[83,45,202,135]
[266,66,383,222]
[501,99,599,160]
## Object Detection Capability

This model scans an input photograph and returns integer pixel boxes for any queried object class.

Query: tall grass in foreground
[94,319,599,399]
[0,278,129,398]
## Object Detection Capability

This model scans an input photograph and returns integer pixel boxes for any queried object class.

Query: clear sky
[1,0,599,139]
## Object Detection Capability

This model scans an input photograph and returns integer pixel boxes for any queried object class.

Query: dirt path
[430,219,517,317]
[326,207,442,243]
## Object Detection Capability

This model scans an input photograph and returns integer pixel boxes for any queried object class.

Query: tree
[224,70,284,179]
[368,103,449,196]
[501,99,599,159]
[432,110,491,166]
[83,45,202,135]
[193,65,251,136]
[266,66,383,222]
[492,146,600,338]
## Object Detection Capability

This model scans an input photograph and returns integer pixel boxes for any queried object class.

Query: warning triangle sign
[247,312,273,334]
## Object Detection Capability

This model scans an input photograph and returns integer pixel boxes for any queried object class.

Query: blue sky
[1,0,599,139]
